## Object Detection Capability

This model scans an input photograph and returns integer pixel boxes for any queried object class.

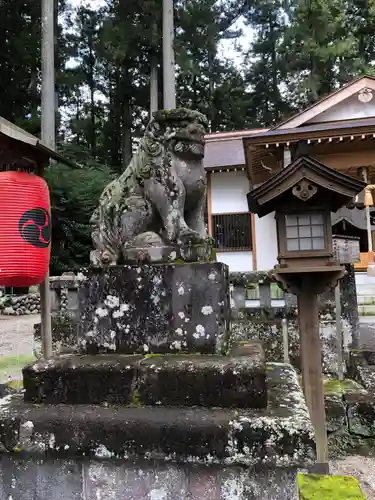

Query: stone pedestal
[78,262,230,354]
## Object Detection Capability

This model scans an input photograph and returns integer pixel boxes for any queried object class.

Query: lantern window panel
[285,213,326,252]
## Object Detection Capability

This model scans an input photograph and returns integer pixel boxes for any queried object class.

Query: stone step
[23,347,267,409]
[2,364,315,469]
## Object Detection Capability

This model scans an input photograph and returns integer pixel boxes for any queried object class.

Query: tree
[281,0,357,107]
[243,0,290,126]
[45,154,115,274]
[0,0,41,131]
[175,0,250,130]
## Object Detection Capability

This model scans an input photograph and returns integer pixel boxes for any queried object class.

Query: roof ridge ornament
[358,88,373,103]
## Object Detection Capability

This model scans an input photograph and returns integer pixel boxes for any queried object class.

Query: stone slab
[22,352,267,408]
[138,353,267,409]
[324,394,347,434]
[78,262,230,355]
[0,456,299,500]
[345,390,375,437]
[349,349,375,393]
[122,242,212,263]
[0,363,315,468]
[23,355,143,405]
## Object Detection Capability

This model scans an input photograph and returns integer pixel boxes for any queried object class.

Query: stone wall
[0,273,79,318]
[324,352,375,458]
[0,293,40,316]
[230,266,359,376]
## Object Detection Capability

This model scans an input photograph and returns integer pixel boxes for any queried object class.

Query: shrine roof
[0,116,76,168]
[247,155,366,217]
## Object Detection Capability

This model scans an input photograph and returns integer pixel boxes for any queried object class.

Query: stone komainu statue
[90,108,209,265]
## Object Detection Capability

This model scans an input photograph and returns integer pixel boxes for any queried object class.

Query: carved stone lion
[90,108,209,265]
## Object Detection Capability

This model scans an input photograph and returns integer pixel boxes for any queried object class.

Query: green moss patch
[324,378,363,395]
[0,354,36,372]
[297,474,366,499]
[129,389,142,407]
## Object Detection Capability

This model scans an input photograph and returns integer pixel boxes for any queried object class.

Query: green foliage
[45,152,115,274]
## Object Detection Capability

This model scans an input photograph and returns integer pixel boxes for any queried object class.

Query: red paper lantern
[0,171,51,287]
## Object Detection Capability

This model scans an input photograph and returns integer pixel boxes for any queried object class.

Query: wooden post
[298,290,329,469]
[251,213,257,270]
[40,0,55,359]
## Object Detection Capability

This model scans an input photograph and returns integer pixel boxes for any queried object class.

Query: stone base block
[78,262,230,354]
[0,456,298,500]
[138,353,267,408]
[2,364,314,468]
[23,349,267,408]
[23,355,142,405]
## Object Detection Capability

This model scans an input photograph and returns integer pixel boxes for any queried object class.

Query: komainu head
[145,108,208,160]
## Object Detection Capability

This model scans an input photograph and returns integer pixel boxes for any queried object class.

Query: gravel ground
[0,314,38,382]
[331,457,375,499]
[0,314,38,357]
[0,315,375,496]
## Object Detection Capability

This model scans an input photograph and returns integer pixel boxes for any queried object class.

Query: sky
[68,0,250,68]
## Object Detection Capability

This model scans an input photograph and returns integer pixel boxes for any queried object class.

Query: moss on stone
[324,378,362,395]
[297,473,366,499]
[130,389,142,407]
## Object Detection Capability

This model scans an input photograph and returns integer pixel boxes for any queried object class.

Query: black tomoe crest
[19,208,51,248]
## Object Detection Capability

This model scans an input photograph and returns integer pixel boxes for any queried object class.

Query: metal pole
[335,283,344,381]
[40,0,55,359]
[162,0,176,109]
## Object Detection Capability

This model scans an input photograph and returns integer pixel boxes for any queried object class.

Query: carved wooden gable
[247,155,366,217]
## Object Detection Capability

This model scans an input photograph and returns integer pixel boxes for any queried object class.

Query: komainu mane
[90,108,209,265]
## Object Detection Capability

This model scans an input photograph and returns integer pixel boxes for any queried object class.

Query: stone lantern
[247,155,365,472]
